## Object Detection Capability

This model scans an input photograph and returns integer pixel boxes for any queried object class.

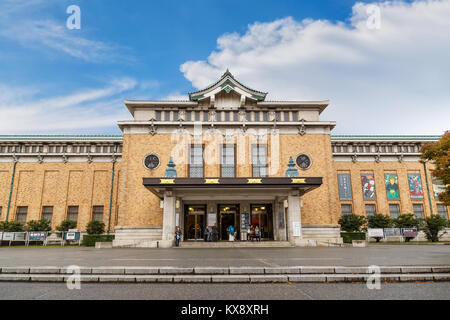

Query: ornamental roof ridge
[188,69,268,101]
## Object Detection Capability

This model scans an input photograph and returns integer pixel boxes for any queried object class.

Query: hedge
[341,232,366,244]
[82,234,115,247]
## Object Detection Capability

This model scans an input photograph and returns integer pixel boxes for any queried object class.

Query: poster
[292,222,301,237]
[338,174,353,201]
[361,173,376,200]
[408,173,424,200]
[384,228,401,237]
[384,173,400,200]
[207,213,217,227]
[368,228,384,238]
[278,211,285,229]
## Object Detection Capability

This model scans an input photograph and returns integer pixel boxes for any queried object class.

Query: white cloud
[0,1,131,63]
[180,0,450,135]
[0,79,136,133]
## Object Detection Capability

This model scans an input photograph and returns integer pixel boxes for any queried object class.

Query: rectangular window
[156,111,162,120]
[42,206,53,222]
[365,204,376,217]
[195,111,200,121]
[437,204,448,219]
[341,204,352,216]
[413,204,424,219]
[233,111,239,121]
[186,111,192,121]
[67,206,79,222]
[16,206,28,223]
[292,111,298,122]
[225,112,230,122]
[189,145,204,177]
[252,144,268,177]
[92,205,104,222]
[164,111,170,121]
[254,112,260,122]
[221,145,235,177]
[246,112,251,121]
[173,111,178,121]
[283,111,289,121]
[203,111,208,121]
[262,112,268,122]
[275,112,281,121]
[389,204,400,219]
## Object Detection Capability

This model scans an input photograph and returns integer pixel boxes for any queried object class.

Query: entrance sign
[292,222,301,237]
[368,228,384,238]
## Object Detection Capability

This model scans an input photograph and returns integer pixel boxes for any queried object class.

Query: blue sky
[0,0,448,135]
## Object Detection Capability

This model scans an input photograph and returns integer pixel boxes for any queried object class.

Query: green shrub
[82,234,115,246]
[25,218,51,232]
[422,215,448,242]
[0,221,24,232]
[86,220,105,235]
[56,220,77,232]
[341,232,366,244]
[338,214,367,232]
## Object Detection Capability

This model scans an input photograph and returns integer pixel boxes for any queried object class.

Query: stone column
[287,191,302,246]
[160,191,176,248]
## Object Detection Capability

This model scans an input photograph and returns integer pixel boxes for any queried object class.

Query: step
[179,241,293,248]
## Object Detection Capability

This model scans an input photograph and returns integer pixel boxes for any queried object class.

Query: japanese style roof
[188,69,268,102]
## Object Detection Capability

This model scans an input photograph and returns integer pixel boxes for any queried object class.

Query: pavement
[0,282,448,300]
[0,245,449,267]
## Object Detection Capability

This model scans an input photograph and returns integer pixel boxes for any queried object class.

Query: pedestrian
[227,225,235,241]
[255,225,261,241]
[211,225,218,242]
[204,226,210,242]
[174,226,182,247]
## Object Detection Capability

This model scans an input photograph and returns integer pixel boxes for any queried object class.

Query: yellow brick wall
[0,161,120,231]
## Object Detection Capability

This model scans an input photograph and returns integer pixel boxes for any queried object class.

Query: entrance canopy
[143,177,322,199]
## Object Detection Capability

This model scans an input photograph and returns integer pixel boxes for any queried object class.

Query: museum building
[0,71,448,247]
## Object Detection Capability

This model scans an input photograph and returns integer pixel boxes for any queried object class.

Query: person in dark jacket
[174,227,182,247]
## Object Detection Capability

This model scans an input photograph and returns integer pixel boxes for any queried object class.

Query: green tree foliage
[25,218,51,232]
[338,214,367,232]
[421,131,450,205]
[0,221,24,232]
[422,215,448,242]
[392,213,419,228]
[86,220,105,235]
[56,220,77,231]
[367,214,392,228]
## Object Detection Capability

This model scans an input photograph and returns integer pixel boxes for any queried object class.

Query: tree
[367,214,391,242]
[56,220,77,231]
[0,221,24,232]
[25,219,51,232]
[86,220,105,235]
[338,214,367,232]
[421,131,450,205]
[422,215,448,242]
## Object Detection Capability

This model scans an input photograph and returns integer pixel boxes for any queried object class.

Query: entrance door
[184,205,206,240]
[250,204,273,240]
[218,204,240,240]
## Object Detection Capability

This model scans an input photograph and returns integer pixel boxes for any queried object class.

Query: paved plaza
[0,245,449,268]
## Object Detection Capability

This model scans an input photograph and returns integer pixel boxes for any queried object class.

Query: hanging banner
[432,179,445,201]
[361,173,376,201]
[384,173,400,200]
[338,174,353,201]
[408,173,424,200]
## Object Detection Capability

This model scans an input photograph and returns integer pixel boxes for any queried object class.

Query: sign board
[0,232,2,240]
[401,228,418,238]
[2,232,14,241]
[292,222,301,237]
[14,232,27,241]
[240,213,249,230]
[207,213,217,227]
[368,228,384,238]
[384,228,401,237]
[64,231,80,240]
[28,231,47,241]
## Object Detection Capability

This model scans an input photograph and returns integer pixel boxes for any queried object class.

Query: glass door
[250,204,273,240]
[218,204,240,240]
[184,205,206,240]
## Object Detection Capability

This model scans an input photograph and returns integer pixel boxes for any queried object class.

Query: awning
[143,177,322,199]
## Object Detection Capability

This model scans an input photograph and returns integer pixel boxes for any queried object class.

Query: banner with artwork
[384,173,400,200]
[408,173,424,200]
[361,173,376,201]
[338,174,352,201]
[432,178,445,201]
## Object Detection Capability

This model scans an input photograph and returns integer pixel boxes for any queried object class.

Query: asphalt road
[0,245,449,267]
[0,282,448,300]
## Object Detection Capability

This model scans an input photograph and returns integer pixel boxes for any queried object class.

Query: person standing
[204,226,210,242]
[227,225,235,241]
[174,226,182,247]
